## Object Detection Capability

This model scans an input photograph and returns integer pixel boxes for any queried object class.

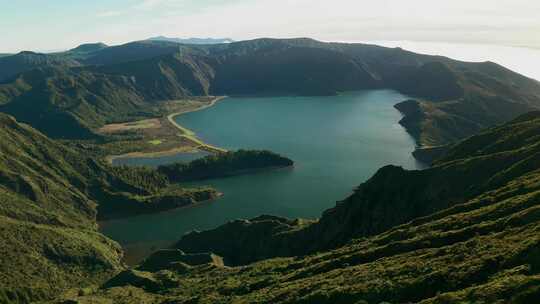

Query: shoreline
[107,96,228,164]
[98,191,224,228]
[98,192,224,266]
[166,96,228,155]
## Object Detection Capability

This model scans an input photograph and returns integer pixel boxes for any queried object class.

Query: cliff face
[50,111,540,304]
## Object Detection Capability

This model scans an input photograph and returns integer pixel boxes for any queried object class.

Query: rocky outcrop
[394,99,424,145]
[103,269,180,292]
[412,145,450,165]
[138,249,224,272]
[176,215,314,266]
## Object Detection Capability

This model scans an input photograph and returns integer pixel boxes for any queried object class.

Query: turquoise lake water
[101,90,425,251]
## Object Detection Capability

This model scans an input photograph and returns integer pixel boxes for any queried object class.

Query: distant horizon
[3,36,540,54]
[3,36,539,81]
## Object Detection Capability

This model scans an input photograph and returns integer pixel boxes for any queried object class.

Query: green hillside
[158,150,294,182]
[0,114,219,303]
[0,51,80,82]
[0,39,539,148]
[48,111,540,303]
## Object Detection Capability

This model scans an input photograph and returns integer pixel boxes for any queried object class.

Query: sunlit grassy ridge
[0,113,219,303]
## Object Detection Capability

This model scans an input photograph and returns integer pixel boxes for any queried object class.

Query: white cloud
[143,0,540,48]
[134,0,179,10]
[6,0,540,53]
[96,10,124,18]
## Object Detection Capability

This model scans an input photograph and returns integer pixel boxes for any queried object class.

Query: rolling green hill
[44,113,540,303]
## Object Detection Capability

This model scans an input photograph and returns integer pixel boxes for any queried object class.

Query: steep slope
[0,114,123,302]
[51,112,540,304]
[0,67,148,139]
[91,52,216,99]
[0,53,216,139]
[394,61,540,146]
[0,113,220,303]
[0,51,80,82]
[207,41,380,96]
[209,39,540,146]
[1,38,539,146]
[174,112,540,265]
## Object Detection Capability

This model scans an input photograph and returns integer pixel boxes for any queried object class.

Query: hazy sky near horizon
[1,0,539,52]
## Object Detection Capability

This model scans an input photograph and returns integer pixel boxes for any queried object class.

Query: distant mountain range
[0,38,539,147]
[147,36,234,44]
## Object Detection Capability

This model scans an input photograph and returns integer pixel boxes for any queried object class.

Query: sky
[2,0,540,53]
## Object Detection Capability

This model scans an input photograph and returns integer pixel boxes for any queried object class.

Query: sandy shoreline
[107,96,228,164]
[166,96,228,154]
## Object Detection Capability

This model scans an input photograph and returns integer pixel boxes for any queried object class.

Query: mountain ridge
[0,37,539,149]
[148,36,234,44]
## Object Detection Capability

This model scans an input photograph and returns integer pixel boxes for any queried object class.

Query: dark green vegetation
[0,114,219,303]
[45,111,540,303]
[2,37,540,303]
[0,38,539,146]
[0,51,80,82]
[158,150,294,182]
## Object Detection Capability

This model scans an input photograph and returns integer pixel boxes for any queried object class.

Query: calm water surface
[101,90,425,249]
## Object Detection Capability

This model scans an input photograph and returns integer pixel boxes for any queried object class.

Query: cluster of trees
[158,150,294,182]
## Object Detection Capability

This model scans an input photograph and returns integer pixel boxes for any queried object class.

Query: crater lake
[102,90,426,261]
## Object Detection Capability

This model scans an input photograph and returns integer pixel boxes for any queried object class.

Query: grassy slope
[0,114,219,303]
[54,112,540,303]
[393,61,540,146]
[0,67,151,139]
[0,114,123,302]
[0,51,80,82]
